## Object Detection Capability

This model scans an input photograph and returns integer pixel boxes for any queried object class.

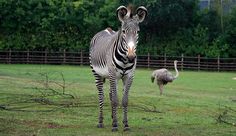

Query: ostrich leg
[158,83,164,95]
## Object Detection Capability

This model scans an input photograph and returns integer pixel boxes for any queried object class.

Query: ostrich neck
[174,62,179,79]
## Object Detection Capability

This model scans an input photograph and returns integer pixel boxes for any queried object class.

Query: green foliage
[0,0,79,50]
[224,7,236,57]
[206,34,229,58]
[0,0,235,57]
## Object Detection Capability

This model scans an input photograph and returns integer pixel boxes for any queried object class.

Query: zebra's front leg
[122,75,134,131]
[94,73,105,128]
[109,76,119,131]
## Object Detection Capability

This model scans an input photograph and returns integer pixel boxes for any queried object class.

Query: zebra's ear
[136,6,147,23]
[117,6,128,22]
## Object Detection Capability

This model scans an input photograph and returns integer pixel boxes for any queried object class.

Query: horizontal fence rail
[0,50,236,71]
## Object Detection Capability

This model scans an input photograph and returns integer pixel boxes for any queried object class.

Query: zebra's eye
[122,30,125,34]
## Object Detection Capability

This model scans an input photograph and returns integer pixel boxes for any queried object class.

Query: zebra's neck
[112,32,135,73]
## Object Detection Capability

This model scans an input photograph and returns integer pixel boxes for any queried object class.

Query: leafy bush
[0,0,235,57]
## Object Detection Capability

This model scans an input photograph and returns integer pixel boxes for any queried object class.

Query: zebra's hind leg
[93,72,105,128]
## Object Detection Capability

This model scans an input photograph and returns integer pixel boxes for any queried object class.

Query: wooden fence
[0,50,236,71]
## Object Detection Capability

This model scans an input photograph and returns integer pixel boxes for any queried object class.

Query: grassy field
[0,64,236,136]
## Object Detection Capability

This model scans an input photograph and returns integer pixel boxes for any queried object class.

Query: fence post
[80,50,83,66]
[181,54,184,71]
[44,49,48,64]
[217,56,220,72]
[198,54,200,71]
[8,49,11,64]
[147,52,150,69]
[63,49,66,64]
[164,53,166,68]
[27,50,29,64]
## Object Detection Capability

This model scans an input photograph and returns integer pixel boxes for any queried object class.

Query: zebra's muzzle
[127,55,136,62]
[127,46,136,62]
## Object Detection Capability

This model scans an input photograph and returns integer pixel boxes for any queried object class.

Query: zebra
[89,5,147,131]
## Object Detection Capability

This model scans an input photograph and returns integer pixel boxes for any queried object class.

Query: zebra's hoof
[112,127,118,132]
[123,125,130,131]
[97,123,104,128]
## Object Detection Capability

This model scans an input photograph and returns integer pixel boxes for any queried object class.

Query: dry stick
[225,106,236,112]
[38,72,76,102]
[217,106,236,126]
[131,103,162,113]
[61,72,65,94]
[0,72,77,112]
[46,72,75,99]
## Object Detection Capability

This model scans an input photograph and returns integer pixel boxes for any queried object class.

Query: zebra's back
[90,28,118,78]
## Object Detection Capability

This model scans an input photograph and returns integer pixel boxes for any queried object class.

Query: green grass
[0,64,236,136]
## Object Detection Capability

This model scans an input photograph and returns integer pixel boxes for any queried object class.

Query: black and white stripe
[112,32,136,75]
[89,5,147,131]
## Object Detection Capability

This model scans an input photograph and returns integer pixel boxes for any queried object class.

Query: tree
[0,0,235,57]
[224,7,236,57]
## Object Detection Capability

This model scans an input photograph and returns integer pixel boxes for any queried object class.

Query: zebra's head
[117,5,147,62]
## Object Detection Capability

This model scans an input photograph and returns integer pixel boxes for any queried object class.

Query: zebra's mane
[127,4,135,18]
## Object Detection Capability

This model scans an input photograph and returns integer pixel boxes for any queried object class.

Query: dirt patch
[46,122,67,129]
[232,77,236,80]
[45,122,80,129]
[22,120,80,129]
[169,108,194,113]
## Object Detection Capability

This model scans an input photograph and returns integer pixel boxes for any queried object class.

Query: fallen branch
[132,104,163,113]
[0,72,77,113]
[216,106,236,127]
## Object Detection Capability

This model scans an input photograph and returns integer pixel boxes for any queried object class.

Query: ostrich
[151,60,179,95]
